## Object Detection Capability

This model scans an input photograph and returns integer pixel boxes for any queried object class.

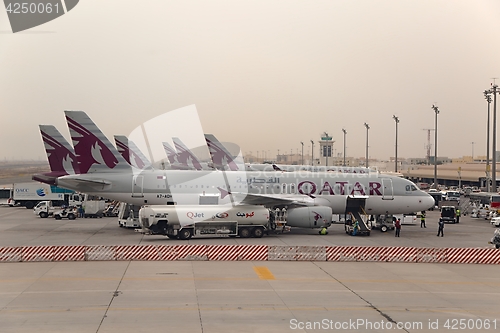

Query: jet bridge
[344,196,371,236]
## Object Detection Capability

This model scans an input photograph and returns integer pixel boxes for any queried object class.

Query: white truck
[81,195,106,218]
[33,200,77,219]
[139,205,271,240]
[64,193,107,218]
[11,182,74,209]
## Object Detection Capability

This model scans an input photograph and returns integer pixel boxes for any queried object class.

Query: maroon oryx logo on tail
[66,116,119,173]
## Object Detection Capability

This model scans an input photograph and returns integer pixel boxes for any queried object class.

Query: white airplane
[54,110,434,230]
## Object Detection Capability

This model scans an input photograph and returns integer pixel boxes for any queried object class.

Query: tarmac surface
[1,206,499,332]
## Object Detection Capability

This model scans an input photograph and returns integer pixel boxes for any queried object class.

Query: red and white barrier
[0,245,498,264]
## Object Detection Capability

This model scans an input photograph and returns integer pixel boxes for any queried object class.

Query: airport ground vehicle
[393,213,419,225]
[440,206,457,223]
[53,206,77,220]
[33,200,58,218]
[490,217,500,227]
[33,200,76,219]
[369,214,394,232]
[489,229,500,249]
[11,182,74,209]
[442,190,460,202]
[118,203,141,228]
[139,205,273,240]
[469,192,500,211]
[82,196,106,218]
[428,192,443,211]
[438,200,460,209]
[0,187,11,205]
[67,194,106,218]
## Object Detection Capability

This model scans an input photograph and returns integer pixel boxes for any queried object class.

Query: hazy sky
[2,0,500,161]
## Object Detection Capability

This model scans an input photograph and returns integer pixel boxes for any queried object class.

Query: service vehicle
[440,206,457,223]
[33,200,57,218]
[490,216,500,227]
[53,206,77,220]
[438,200,460,209]
[0,187,11,206]
[118,202,141,228]
[70,193,107,218]
[393,213,419,225]
[443,190,460,202]
[12,182,74,209]
[489,229,500,249]
[428,192,443,211]
[369,214,394,232]
[139,205,272,240]
[33,200,77,220]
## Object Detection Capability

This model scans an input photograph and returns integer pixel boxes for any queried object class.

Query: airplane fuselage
[56,169,434,214]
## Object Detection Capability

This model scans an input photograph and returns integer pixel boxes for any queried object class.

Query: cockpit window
[406,185,418,191]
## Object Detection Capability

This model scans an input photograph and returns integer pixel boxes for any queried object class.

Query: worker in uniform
[456,208,461,223]
[420,211,426,228]
[394,218,401,237]
[437,220,444,237]
[352,220,359,236]
[319,227,328,235]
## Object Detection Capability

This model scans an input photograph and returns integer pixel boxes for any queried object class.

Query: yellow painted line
[253,266,275,280]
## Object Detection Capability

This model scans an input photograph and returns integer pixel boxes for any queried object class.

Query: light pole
[393,115,399,172]
[484,90,492,192]
[364,123,370,168]
[342,128,347,166]
[486,83,499,192]
[310,140,315,166]
[432,105,440,190]
[300,142,304,165]
[471,142,475,160]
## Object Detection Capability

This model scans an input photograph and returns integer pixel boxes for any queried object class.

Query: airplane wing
[57,177,112,191]
[219,188,315,208]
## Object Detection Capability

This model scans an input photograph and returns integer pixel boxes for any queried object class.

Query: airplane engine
[286,206,332,229]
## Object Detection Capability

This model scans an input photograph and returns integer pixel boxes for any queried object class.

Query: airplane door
[132,175,144,198]
[382,178,394,200]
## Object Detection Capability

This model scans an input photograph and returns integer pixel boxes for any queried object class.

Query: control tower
[319,132,335,166]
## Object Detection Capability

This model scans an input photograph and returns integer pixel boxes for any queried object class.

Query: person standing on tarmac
[420,211,426,228]
[320,227,328,235]
[352,220,359,236]
[394,218,401,237]
[437,220,444,237]
[456,208,461,223]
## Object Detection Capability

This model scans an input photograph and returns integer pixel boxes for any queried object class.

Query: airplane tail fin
[272,164,283,171]
[172,137,203,170]
[65,111,131,173]
[39,125,80,176]
[204,134,240,171]
[114,135,152,170]
[161,141,189,170]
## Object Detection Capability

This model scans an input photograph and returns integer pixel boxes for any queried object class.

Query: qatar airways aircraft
[52,111,434,224]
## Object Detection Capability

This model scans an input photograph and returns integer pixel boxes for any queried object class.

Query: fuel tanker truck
[138,204,332,240]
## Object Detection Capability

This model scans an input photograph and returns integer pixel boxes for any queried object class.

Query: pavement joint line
[191,262,205,333]
[313,262,411,333]
[95,260,131,333]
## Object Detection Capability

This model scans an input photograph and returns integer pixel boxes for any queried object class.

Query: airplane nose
[422,194,435,210]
